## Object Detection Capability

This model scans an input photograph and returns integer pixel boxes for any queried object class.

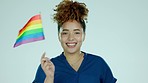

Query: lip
[66,42,77,48]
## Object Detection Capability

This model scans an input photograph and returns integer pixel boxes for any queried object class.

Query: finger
[41,57,51,66]
[41,52,46,64]
[46,57,51,63]
[44,61,52,67]
[43,61,53,70]
[41,57,48,66]
[46,62,53,68]
[45,65,53,70]
[41,52,46,59]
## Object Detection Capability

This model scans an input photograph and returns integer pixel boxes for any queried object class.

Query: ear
[58,27,63,42]
[82,33,86,42]
[58,33,61,42]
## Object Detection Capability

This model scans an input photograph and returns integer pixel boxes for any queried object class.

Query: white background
[0,0,148,83]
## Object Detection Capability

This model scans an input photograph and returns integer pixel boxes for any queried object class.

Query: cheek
[59,36,67,43]
[78,34,85,42]
[76,37,83,43]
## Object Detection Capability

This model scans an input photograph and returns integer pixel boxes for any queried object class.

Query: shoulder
[85,52,109,68]
[50,53,66,65]
[50,53,63,61]
[86,52,105,62]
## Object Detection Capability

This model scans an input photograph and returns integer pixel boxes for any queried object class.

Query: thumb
[41,52,46,59]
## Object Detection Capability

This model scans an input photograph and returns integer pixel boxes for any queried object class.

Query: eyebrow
[62,29,69,31]
[62,29,81,31]
[74,29,81,31]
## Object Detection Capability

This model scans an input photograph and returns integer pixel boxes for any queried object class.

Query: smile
[66,43,77,48]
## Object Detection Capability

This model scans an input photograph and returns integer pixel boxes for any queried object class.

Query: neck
[64,51,82,62]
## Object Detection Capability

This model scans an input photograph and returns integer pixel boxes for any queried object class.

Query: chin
[66,48,81,54]
[66,50,77,54]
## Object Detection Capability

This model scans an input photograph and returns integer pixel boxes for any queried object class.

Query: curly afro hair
[53,0,89,32]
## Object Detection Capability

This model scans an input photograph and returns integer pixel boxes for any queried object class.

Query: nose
[68,33,74,41]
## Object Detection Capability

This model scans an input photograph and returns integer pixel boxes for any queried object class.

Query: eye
[61,32,68,35]
[75,32,81,34]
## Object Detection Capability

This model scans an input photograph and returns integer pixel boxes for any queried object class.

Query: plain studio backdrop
[0,0,148,83]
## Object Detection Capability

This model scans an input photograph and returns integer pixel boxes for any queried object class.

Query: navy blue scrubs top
[33,52,117,83]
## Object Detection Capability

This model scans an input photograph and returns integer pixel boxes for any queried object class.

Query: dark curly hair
[53,0,89,33]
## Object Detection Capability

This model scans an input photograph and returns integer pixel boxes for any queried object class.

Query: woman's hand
[41,52,55,78]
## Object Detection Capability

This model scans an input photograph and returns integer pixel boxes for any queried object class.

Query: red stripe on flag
[18,14,41,36]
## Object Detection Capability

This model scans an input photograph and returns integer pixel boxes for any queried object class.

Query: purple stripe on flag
[14,36,45,47]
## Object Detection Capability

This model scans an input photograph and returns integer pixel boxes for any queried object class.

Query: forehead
[61,20,83,31]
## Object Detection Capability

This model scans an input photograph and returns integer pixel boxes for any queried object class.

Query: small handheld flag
[13,14,45,47]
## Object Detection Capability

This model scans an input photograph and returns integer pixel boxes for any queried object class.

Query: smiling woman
[33,0,117,83]
[59,20,84,55]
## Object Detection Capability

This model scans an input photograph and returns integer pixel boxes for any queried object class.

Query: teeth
[67,43,75,46]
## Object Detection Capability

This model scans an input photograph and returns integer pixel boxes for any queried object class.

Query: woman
[33,0,117,83]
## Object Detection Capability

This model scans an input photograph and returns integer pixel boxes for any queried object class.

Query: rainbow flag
[13,14,45,47]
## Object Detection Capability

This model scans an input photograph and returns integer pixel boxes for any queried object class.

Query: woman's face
[58,20,85,54]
